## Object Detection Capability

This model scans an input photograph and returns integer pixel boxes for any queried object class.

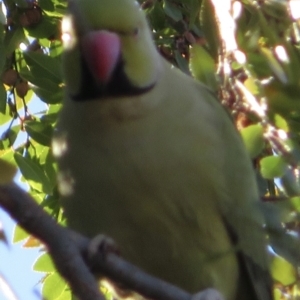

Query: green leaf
[244,78,260,96]
[0,6,6,24]
[0,149,15,165]
[187,0,200,28]
[56,289,72,300]
[14,0,28,7]
[280,168,300,197]
[261,202,300,266]
[32,85,63,104]
[265,82,300,117]
[189,44,217,90]
[260,47,287,84]
[29,190,45,205]
[256,8,280,45]
[271,255,296,285]
[241,124,264,159]
[43,272,68,300]
[290,197,300,213]
[39,0,55,11]
[148,2,166,30]
[24,15,59,39]
[247,52,273,78]
[25,120,53,146]
[0,112,14,126]
[270,230,300,267]
[14,152,52,193]
[22,51,62,84]
[260,155,287,179]
[43,149,57,187]
[274,114,289,132]
[0,158,17,184]
[174,50,190,75]
[4,27,26,55]
[41,112,59,124]
[199,0,219,59]
[6,125,21,147]
[13,224,30,243]
[20,68,62,90]
[163,1,182,22]
[34,253,55,272]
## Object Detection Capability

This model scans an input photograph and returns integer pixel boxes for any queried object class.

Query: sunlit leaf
[241,124,265,159]
[271,255,297,285]
[260,155,288,179]
[0,159,17,184]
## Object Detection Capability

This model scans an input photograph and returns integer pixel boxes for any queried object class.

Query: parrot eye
[133,27,139,36]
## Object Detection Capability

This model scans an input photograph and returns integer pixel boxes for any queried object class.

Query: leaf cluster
[0,0,300,299]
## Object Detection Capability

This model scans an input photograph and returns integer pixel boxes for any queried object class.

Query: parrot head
[61,0,161,100]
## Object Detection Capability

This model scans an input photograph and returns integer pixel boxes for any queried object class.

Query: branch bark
[0,183,222,300]
[0,183,104,300]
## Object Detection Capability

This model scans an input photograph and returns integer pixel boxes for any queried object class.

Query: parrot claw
[192,288,225,300]
[88,234,120,261]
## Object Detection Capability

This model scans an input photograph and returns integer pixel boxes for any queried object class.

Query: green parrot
[52,0,273,299]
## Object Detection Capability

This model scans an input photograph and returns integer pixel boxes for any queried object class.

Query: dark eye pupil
[133,28,139,35]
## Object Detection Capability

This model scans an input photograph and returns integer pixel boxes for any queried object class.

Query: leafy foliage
[0,0,300,299]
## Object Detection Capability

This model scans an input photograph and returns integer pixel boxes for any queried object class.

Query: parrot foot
[192,288,225,300]
[88,234,120,261]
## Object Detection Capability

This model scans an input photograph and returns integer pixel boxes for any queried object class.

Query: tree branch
[0,183,223,300]
[0,183,104,300]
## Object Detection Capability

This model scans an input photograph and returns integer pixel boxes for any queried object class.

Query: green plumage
[53,1,272,299]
